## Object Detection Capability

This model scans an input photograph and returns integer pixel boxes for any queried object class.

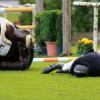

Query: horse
[0,17,34,70]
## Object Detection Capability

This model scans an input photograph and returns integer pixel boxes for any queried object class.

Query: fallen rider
[42,50,100,77]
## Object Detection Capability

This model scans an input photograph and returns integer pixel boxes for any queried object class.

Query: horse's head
[4,24,33,59]
[5,24,32,48]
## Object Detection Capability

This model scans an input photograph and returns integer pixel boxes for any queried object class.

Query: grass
[0,62,100,100]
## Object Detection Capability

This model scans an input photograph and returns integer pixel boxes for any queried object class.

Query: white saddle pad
[0,36,11,56]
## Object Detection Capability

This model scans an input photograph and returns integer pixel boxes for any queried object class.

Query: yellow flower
[78,38,93,45]
[84,40,90,44]
[81,38,89,43]
[88,40,93,44]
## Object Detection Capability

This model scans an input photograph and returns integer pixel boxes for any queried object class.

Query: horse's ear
[6,24,14,34]
[5,24,15,41]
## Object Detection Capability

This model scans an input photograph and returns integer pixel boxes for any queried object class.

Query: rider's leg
[62,60,74,73]
[42,63,64,74]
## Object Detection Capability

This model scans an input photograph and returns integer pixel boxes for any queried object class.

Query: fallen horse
[42,50,100,77]
[0,17,34,70]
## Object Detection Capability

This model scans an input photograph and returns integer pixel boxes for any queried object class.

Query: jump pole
[32,57,77,62]
[0,7,33,12]
[73,1,99,52]
[17,25,35,30]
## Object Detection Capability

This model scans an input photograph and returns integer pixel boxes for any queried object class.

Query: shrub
[77,38,93,55]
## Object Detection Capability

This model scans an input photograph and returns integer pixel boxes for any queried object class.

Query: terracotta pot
[45,42,57,56]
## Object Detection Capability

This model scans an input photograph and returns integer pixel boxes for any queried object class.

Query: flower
[81,38,89,43]
[77,38,93,55]
[88,40,93,44]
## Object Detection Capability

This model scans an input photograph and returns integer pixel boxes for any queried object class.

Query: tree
[62,0,71,55]
[36,0,44,13]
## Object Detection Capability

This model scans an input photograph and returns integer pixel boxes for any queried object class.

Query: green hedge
[35,10,62,47]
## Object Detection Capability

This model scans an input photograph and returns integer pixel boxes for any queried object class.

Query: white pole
[93,7,98,51]
[73,1,100,7]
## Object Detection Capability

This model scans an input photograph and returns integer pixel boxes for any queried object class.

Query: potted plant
[44,11,57,56]
[35,10,58,56]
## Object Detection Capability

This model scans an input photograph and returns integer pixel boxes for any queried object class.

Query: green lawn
[0,62,99,100]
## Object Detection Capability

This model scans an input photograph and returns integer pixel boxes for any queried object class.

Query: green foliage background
[19,0,100,33]
[19,0,61,25]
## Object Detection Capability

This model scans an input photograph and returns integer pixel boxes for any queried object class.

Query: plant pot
[45,42,57,56]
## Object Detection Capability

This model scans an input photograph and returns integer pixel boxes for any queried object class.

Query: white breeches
[62,60,75,72]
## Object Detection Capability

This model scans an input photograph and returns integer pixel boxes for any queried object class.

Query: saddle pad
[0,36,11,56]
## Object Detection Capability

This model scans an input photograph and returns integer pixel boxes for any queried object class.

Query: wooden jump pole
[5,7,33,12]
[73,1,100,52]
[0,7,36,12]
[17,25,35,30]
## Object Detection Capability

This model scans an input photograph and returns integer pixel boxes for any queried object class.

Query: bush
[35,10,62,47]
[77,38,93,55]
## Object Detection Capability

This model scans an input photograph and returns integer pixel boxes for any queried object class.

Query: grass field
[0,62,100,100]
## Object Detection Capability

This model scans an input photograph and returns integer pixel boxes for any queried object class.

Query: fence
[0,4,36,31]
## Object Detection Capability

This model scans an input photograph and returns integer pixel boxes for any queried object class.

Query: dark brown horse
[0,17,34,70]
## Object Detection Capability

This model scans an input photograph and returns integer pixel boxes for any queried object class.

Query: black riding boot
[56,69,68,73]
[42,63,64,74]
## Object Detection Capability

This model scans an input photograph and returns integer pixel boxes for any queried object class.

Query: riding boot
[56,69,68,73]
[42,63,64,74]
